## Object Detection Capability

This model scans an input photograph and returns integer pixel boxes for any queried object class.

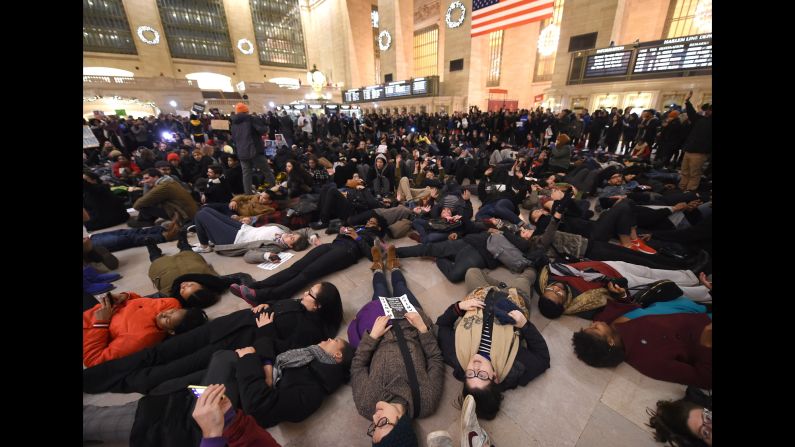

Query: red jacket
[112,160,141,177]
[595,301,712,389]
[83,293,180,367]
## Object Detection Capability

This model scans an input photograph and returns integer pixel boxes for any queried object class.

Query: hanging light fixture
[537,23,560,57]
[694,0,712,33]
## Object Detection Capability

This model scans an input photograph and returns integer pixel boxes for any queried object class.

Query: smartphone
[188,385,207,397]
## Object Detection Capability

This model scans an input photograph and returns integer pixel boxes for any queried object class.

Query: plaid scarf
[273,344,335,385]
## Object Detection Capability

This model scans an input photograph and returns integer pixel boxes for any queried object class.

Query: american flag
[471,0,555,38]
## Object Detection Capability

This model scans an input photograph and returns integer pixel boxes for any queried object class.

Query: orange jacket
[83,293,181,367]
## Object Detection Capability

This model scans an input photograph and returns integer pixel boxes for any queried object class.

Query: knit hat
[538,295,565,319]
[167,153,180,162]
[667,110,680,119]
[373,416,418,447]
[234,102,249,114]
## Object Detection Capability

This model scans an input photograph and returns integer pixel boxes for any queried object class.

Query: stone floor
[84,197,684,446]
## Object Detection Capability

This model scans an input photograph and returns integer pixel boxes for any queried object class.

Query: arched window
[185,72,234,92]
[83,0,137,54]
[665,0,711,38]
[156,0,234,62]
[249,0,306,68]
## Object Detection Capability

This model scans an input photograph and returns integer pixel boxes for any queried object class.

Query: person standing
[679,91,712,191]
[230,103,275,194]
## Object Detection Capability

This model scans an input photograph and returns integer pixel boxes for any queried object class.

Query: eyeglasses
[544,286,565,297]
[366,417,394,437]
[464,369,493,381]
[699,408,712,442]
[306,290,317,303]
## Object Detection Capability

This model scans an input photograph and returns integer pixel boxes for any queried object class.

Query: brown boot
[370,245,383,271]
[162,213,182,241]
[386,244,401,271]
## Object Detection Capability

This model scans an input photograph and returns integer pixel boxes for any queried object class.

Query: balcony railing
[83,76,199,89]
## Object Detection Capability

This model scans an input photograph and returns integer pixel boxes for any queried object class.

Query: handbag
[628,280,683,307]
[428,218,462,232]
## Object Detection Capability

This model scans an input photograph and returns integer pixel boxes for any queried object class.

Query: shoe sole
[93,246,119,270]
[461,395,477,447]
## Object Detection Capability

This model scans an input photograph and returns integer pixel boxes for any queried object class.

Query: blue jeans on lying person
[89,226,165,252]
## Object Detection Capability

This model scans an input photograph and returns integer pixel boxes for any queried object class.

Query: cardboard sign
[114,109,127,117]
[83,126,99,148]
[211,119,230,131]
[192,102,206,113]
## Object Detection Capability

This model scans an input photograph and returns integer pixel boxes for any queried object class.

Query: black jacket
[82,303,329,395]
[435,298,550,391]
[83,180,129,231]
[237,337,348,428]
[203,177,233,204]
[225,164,245,195]
[231,114,266,160]
[682,101,712,154]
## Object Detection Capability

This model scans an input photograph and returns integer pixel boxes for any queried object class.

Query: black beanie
[538,296,565,319]
[373,415,418,447]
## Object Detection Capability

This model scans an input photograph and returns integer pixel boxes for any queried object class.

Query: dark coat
[237,338,348,428]
[82,302,329,394]
[435,300,550,391]
[231,114,266,160]
[225,164,245,195]
[203,177,233,204]
[682,101,712,154]
[83,180,129,231]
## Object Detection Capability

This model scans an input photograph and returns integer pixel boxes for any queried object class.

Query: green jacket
[134,177,198,220]
[148,251,218,296]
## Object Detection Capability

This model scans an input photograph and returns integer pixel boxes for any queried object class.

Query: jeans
[371,270,422,310]
[412,218,450,243]
[90,226,165,252]
[203,202,234,216]
[194,206,242,245]
[396,240,486,283]
[475,198,522,224]
[240,158,254,195]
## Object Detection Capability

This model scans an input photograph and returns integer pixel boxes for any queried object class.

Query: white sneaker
[461,394,491,447]
[427,430,453,447]
[192,246,213,253]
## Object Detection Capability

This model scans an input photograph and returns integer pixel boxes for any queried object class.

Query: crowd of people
[83,92,712,447]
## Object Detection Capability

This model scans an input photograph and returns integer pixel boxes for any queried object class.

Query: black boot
[145,237,163,262]
[177,230,192,252]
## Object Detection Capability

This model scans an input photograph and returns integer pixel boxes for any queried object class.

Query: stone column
[122,0,177,78]
[378,0,414,82]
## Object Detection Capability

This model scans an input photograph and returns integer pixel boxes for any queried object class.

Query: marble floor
[84,197,684,446]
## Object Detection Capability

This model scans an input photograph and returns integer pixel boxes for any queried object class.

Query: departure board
[412,77,428,95]
[633,34,712,73]
[342,76,439,103]
[385,81,412,98]
[362,85,384,101]
[584,48,632,77]
[344,89,361,102]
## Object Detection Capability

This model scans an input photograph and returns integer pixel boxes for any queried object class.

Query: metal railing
[82,76,199,89]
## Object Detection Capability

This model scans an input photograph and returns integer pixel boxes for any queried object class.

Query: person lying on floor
[349,252,445,445]
[435,268,550,421]
[394,194,564,283]
[83,291,207,367]
[144,234,247,308]
[572,299,712,388]
[191,384,283,447]
[82,337,354,446]
[536,260,713,320]
[230,217,386,305]
[82,282,343,395]
[190,206,317,257]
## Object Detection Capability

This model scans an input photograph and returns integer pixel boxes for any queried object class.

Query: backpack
[629,280,683,307]
[486,233,532,273]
